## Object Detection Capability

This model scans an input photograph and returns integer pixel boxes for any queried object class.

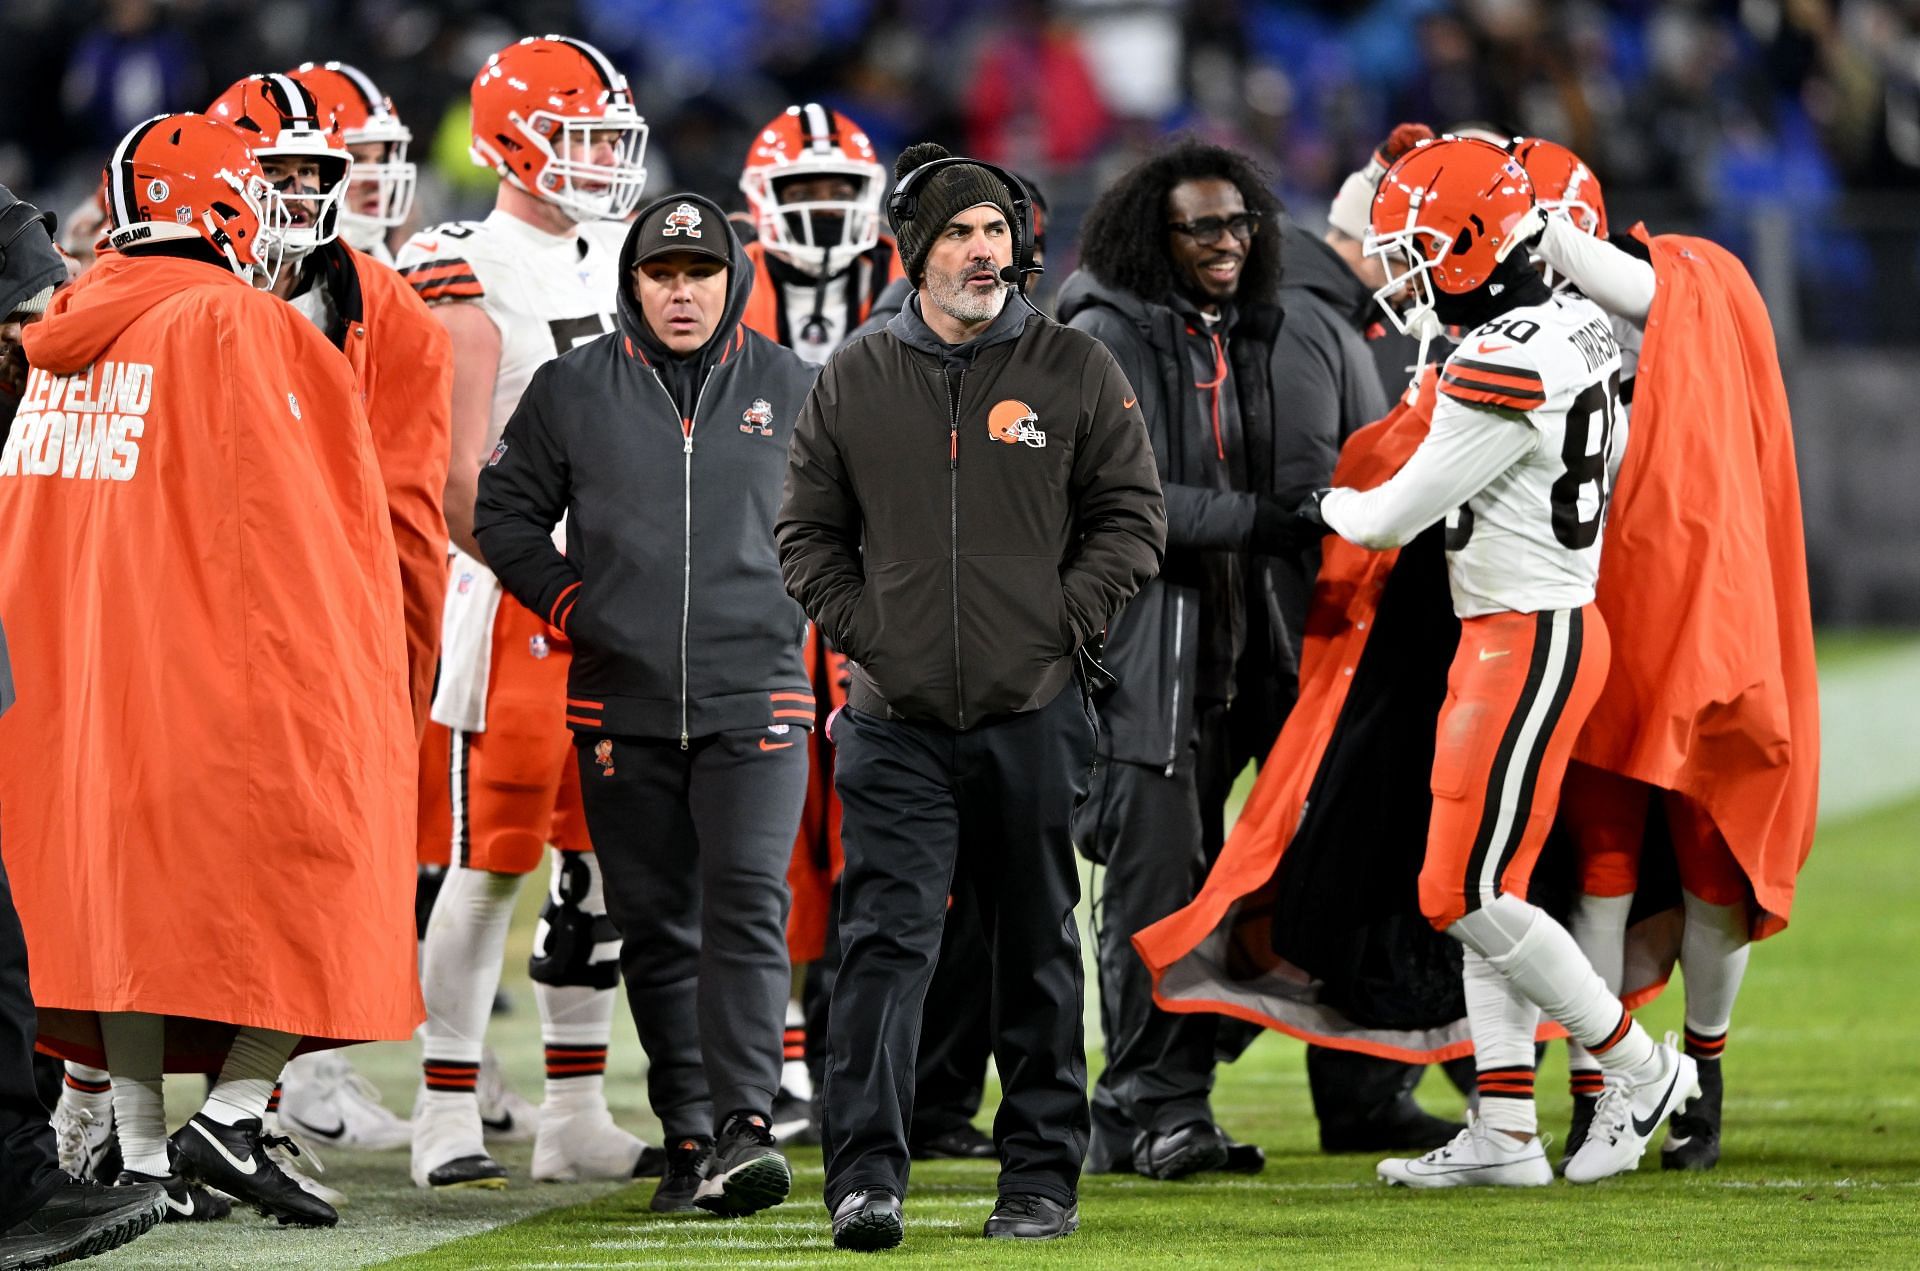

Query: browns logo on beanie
[888,142,1019,288]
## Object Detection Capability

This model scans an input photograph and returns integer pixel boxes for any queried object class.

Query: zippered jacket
[474,193,818,743]
[1055,270,1287,769]
[777,292,1166,731]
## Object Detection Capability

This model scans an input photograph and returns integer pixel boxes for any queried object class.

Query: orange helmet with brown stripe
[469,35,648,223]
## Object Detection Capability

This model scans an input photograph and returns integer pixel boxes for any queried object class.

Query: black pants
[804,880,993,1145]
[822,688,1094,1211]
[1075,706,1236,1161]
[1,839,61,1230]
[575,729,806,1138]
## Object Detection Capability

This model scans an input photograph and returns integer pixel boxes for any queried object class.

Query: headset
[887,155,1043,290]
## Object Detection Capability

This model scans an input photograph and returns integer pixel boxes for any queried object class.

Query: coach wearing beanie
[778,144,1165,1249]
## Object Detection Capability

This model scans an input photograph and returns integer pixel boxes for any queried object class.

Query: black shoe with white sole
[169,1114,338,1227]
[114,1168,230,1223]
[831,1190,903,1251]
[0,1175,168,1269]
[693,1113,790,1217]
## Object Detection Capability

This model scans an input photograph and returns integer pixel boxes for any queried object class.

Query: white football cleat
[279,1050,412,1152]
[1377,1116,1553,1188]
[1564,1035,1700,1184]
[410,1093,508,1190]
[52,1103,120,1181]
[477,1048,540,1144]
[531,1101,649,1182]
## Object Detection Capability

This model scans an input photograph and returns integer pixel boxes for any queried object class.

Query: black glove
[1250,489,1333,555]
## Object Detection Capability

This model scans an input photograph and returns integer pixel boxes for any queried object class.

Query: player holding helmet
[399,34,655,1191]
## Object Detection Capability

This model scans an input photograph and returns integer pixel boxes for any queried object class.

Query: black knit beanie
[0,185,66,322]
[889,143,1019,287]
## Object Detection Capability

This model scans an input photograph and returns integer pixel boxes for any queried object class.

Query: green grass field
[93,636,1920,1268]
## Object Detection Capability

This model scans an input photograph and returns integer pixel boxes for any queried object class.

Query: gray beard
[928,270,1008,325]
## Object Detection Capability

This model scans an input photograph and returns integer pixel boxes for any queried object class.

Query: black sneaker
[0,1175,167,1269]
[169,1114,337,1227]
[831,1190,902,1251]
[115,1168,230,1223]
[694,1113,790,1217]
[983,1193,1078,1240]
[910,1124,994,1160]
[649,1136,712,1214]
[1318,1095,1464,1154]
[1661,1058,1723,1171]
[1561,1092,1600,1174]
[1132,1120,1229,1180]
[633,1144,668,1179]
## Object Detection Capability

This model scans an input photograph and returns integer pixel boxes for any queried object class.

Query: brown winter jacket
[777,293,1166,730]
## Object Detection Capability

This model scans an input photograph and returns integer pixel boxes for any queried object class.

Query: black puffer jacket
[1056,270,1285,770]
[778,292,1165,730]
[475,193,818,743]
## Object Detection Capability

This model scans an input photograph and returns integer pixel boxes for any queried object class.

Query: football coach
[777,143,1166,1251]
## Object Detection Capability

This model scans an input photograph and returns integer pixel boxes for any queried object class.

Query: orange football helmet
[1366,136,1536,346]
[104,113,287,285]
[1507,136,1607,239]
[208,73,351,260]
[469,35,647,222]
[288,61,416,244]
[740,104,886,277]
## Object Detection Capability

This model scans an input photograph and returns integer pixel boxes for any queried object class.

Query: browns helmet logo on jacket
[740,397,775,435]
[987,399,1045,448]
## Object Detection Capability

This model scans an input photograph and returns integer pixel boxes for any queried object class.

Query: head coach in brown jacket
[777,144,1164,1250]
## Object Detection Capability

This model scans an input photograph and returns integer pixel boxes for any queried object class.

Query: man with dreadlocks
[1055,140,1292,1181]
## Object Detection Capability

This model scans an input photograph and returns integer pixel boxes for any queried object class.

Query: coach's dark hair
[1078,139,1284,308]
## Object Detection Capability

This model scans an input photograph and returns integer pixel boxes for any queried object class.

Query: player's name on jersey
[0,363,151,482]
[1568,316,1621,374]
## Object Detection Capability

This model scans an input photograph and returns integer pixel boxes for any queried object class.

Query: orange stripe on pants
[1420,605,1610,929]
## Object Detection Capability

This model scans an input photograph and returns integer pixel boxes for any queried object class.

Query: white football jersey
[1434,292,1627,617]
[395,209,627,451]
[397,209,628,731]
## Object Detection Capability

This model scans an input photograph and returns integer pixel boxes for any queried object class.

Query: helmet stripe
[801,102,832,152]
[326,61,384,113]
[547,35,619,94]
[262,72,320,127]
[110,113,171,230]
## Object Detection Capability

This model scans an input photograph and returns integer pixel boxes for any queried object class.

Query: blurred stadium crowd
[0,0,1915,611]
[5,1,1919,230]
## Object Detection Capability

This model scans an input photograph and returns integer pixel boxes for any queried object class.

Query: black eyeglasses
[1167,211,1262,244]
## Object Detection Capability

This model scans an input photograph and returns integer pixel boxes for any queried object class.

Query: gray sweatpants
[574,729,806,1138]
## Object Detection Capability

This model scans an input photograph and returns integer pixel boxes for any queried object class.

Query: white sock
[202,1028,300,1126]
[419,864,521,1106]
[1566,892,1634,1086]
[1450,894,1660,1083]
[1680,890,1750,1046]
[100,1012,167,1176]
[780,997,811,1100]
[1463,949,1540,1136]
[60,1062,115,1121]
[537,983,616,1111]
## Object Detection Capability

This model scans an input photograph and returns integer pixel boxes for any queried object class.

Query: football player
[1292,136,1695,1187]
[1,111,418,1230]
[738,103,900,365]
[287,61,418,264]
[398,34,654,1190]
[1513,136,1817,1174]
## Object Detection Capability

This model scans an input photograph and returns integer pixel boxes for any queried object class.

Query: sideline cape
[0,254,422,1069]
[1137,235,1817,1060]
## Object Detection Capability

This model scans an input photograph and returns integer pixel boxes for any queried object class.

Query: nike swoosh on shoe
[290,1115,349,1141]
[189,1120,259,1175]
[1632,1070,1683,1138]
